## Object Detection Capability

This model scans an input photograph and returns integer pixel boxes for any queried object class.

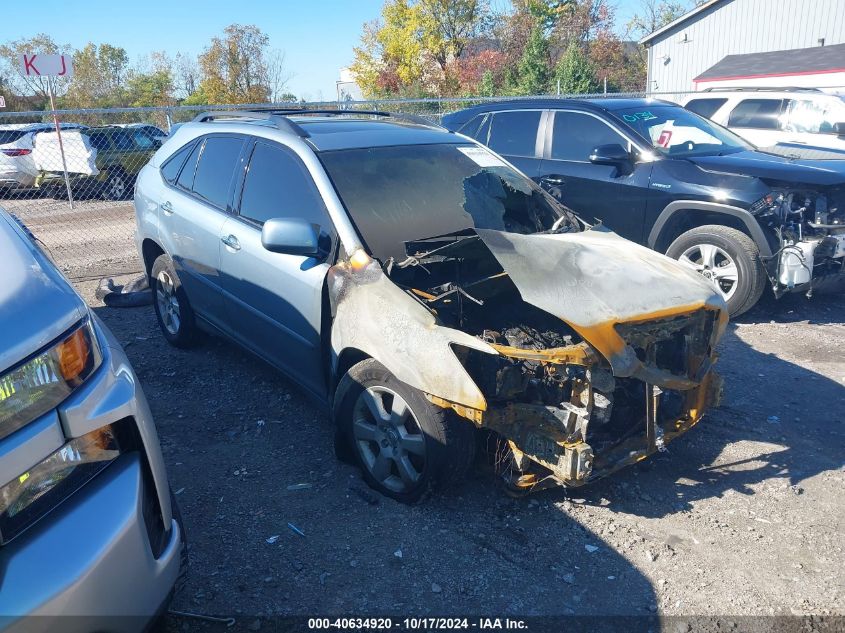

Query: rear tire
[151,254,202,348]
[666,224,767,317]
[102,168,130,200]
[334,359,475,503]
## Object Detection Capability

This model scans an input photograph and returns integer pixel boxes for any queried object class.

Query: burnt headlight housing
[749,192,784,216]
[0,320,102,442]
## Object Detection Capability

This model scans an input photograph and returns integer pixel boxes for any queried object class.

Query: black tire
[334,359,476,503]
[151,254,202,348]
[666,224,767,317]
[101,168,130,201]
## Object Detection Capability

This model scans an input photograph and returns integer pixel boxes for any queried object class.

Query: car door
[160,135,245,331]
[218,140,335,396]
[538,109,654,243]
[469,110,544,177]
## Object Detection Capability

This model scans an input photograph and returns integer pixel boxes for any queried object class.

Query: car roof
[441,97,676,125]
[294,117,462,151]
[177,115,462,152]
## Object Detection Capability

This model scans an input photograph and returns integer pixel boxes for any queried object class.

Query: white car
[681,88,845,153]
[0,124,52,190]
[0,123,87,191]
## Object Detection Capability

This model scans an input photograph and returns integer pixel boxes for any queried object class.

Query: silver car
[0,209,183,629]
[135,110,726,503]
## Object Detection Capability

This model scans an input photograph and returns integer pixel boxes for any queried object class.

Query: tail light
[1,149,32,157]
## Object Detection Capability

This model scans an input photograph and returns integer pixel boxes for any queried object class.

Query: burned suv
[134,110,726,501]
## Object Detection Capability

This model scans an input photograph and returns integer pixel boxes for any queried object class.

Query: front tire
[666,225,766,317]
[334,359,475,503]
[151,254,201,348]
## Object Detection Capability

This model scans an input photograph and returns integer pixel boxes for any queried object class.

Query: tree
[517,27,551,95]
[419,0,489,71]
[64,42,129,108]
[625,0,690,41]
[553,42,598,94]
[196,24,274,104]
[125,69,174,107]
[266,49,292,103]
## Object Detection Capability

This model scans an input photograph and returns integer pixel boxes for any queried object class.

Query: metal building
[640,0,845,95]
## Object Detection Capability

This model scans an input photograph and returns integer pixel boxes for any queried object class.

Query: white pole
[48,78,74,209]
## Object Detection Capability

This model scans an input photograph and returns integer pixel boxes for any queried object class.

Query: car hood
[0,212,87,373]
[476,226,727,377]
[687,150,845,187]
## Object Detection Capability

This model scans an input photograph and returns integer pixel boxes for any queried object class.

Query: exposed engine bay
[751,186,845,294]
[338,227,728,492]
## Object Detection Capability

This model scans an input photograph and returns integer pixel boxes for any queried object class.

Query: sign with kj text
[18,54,73,78]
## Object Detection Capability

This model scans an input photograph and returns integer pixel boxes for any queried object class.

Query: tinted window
[161,142,195,184]
[551,111,627,161]
[240,142,328,226]
[487,111,541,157]
[685,98,727,119]
[112,130,134,150]
[728,99,783,129]
[459,114,489,141]
[0,131,28,144]
[88,132,111,151]
[191,137,244,208]
[131,129,156,149]
[176,140,204,190]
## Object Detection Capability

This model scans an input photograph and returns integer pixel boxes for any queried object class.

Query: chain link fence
[0,91,669,280]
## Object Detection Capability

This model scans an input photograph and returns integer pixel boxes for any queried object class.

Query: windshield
[320,143,577,262]
[612,105,753,157]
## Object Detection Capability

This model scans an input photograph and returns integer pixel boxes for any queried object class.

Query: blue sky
[0,0,646,99]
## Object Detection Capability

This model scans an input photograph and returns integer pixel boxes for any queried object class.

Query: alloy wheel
[156,270,181,335]
[351,386,426,493]
[678,242,739,302]
[107,174,126,199]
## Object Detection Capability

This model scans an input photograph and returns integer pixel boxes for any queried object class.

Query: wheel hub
[351,386,426,493]
[677,242,739,302]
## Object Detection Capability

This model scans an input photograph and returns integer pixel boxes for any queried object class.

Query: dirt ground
[77,277,844,629]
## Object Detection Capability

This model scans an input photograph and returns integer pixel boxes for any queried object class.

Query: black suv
[443,99,845,316]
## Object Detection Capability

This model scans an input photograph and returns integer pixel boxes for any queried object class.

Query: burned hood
[476,227,726,376]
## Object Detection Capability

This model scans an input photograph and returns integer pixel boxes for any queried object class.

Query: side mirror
[589,143,632,167]
[834,122,845,137]
[261,217,321,257]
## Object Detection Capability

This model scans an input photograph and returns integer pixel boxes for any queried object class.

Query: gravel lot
[75,277,844,630]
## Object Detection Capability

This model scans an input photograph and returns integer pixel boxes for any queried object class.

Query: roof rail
[701,86,822,93]
[248,108,446,131]
[191,110,310,138]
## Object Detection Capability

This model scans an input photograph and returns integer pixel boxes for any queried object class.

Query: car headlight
[748,192,784,216]
[0,320,102,441]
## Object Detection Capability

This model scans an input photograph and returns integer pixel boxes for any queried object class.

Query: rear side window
[176,141,203,190]
[239,142,328,226]
[112,130,134,150]
[487,111,541,157]
[685,98,727,119]
[728,99,783,129]
[161,142,195,184]
[0,131,27,144]
[191,136,244,208]
[458,114,489,141]
[552,111,628,161]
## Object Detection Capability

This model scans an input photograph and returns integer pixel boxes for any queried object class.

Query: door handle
[540,175,565,186]
[221,234,241,251]
[161,201,174,215]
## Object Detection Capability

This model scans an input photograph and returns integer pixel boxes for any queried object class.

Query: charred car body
[134,110,726,501]
[442,99,845,316]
